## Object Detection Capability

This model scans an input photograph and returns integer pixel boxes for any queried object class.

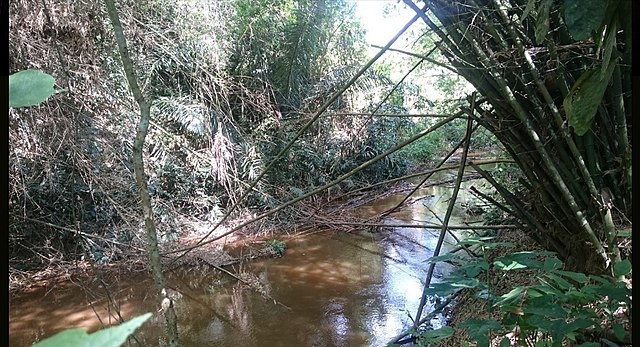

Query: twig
[388,290,462,345]
[200,257,291,311]
[413,93,477,327]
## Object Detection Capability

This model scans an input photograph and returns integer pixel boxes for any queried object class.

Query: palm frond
[271,1,326,109]
[152,96,213,137]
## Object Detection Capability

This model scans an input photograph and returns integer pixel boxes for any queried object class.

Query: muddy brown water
[9,177,487,347]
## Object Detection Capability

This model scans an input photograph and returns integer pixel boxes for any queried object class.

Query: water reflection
[9,179,487,346]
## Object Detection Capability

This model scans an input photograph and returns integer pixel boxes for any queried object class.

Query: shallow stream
[9,176,488,347]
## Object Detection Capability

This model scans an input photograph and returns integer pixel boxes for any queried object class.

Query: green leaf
[526,287,545,298]
[600,20,617,79]
[9,69,57,108]
[588,275,611,285]
[424,278,481,296]
[494,252,543,271]
[496,286,525,306]
[612,323,626,342]
[563,58,617,136]
[577,343,600,347]
[460,260,490,277]
[535,0,553,44]
[616,229,631,237]
[32,313,152,347]
[613,259,631,277]
[552,270,589,283]
[531,282,563,297]
[519,0,536,24]
[523,303,568,319]
[543,256,563,272]
[565,288,596,304]
[459,319,502,347]
[594,284,631,303]
[427,252,465,264]
[458,236,496,245]
[479,242,516,250]
[418,326,454,343]
[563,0,607,41]
[543,273,574,290]
[524,314,558,331]
[499,337,511,347]
[562,318,595,335]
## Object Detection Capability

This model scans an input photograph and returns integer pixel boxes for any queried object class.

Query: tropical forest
[8,0,632,346]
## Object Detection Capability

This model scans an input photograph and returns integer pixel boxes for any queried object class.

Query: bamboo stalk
[414,96,476,326]
[611,64,631,210]
[468,16,608,266]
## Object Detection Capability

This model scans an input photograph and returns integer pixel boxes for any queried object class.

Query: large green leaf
[613,259,631,277]
[543,256,563,272]
[563,0,608,41]
[31,313,152,347]
[535,0,553,44]
[460,259,490,277]
[552,270,589,283]
[612,323,626,342]
[543,272,575,290]
[563,58,617,136]
[9,69,57,108]
[424,278,481,296]
[495,286,526,306]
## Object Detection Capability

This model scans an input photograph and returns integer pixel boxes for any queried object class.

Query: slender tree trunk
[103,0,179,345]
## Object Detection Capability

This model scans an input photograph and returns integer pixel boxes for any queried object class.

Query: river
[9,177,487,346]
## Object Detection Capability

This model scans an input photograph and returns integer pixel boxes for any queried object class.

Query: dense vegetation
[10,0,631,346]
[10,0,407,269]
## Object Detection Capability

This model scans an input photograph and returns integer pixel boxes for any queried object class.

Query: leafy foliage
[563,0,608,41]
[9,69,58,108]
[421,236,631,346]
[563,61,617,136]
[413,0,632,275]
[32,313,151,347]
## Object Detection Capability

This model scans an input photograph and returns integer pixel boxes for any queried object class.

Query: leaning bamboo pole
[402,0,631,273]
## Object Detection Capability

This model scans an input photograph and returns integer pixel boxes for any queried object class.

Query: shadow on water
[9,177,489,347]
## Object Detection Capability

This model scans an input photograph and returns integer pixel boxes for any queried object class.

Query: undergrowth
[410,236,632,347]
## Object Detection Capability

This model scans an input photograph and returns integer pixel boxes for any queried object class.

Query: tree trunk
[103,0,179,345]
